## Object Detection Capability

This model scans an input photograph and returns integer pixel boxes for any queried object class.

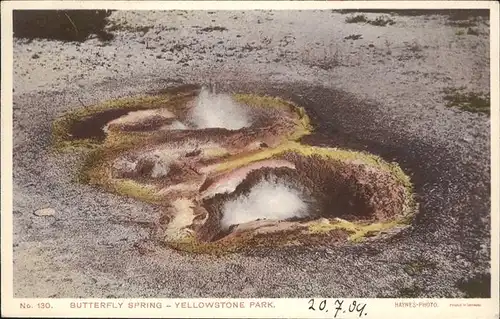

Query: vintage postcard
[1,1,499,318]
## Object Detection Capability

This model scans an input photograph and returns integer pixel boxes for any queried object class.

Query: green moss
[307,220,352,234]
[345,14,395,26]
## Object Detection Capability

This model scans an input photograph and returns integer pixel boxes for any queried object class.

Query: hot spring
[53,83,416,254]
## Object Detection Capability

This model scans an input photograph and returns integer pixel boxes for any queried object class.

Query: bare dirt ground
[12,10,491,298]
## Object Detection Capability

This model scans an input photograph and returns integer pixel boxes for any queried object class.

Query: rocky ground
[12,9,491,298]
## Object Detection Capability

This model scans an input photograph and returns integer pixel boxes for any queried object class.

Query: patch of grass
[368,16,396,27]
[384,39,392,55]
[199,26,227,33]
[345,14,368,23]
[162,26,178,32]
[345,14,395,26]
[443,87,490,115]
[344,34,362,40]
[302,46,342,71]
[455,29,465,36]
[457,273,491,298]
[396,41,425,61]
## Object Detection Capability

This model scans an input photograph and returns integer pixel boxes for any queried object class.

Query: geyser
[189,87,251,130]
[220,175,310,230]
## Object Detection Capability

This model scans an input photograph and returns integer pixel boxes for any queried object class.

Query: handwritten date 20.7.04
[308,299,367,317]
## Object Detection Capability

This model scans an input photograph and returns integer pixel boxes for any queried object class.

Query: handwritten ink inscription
[308,299,367,317]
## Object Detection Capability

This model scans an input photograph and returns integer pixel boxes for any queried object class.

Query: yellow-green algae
[53,88,417,253]
[112,179,163,204]
[306,217,409,242]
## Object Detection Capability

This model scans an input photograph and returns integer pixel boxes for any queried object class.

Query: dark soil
[13,10,114,42]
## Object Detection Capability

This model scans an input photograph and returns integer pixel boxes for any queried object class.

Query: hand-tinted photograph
[10,7,492,301]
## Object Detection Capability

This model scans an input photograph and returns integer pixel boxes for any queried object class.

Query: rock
[461,135,473,143]
[34,208,56,217]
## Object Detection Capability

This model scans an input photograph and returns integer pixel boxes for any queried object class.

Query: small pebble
[34,208,56,217]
